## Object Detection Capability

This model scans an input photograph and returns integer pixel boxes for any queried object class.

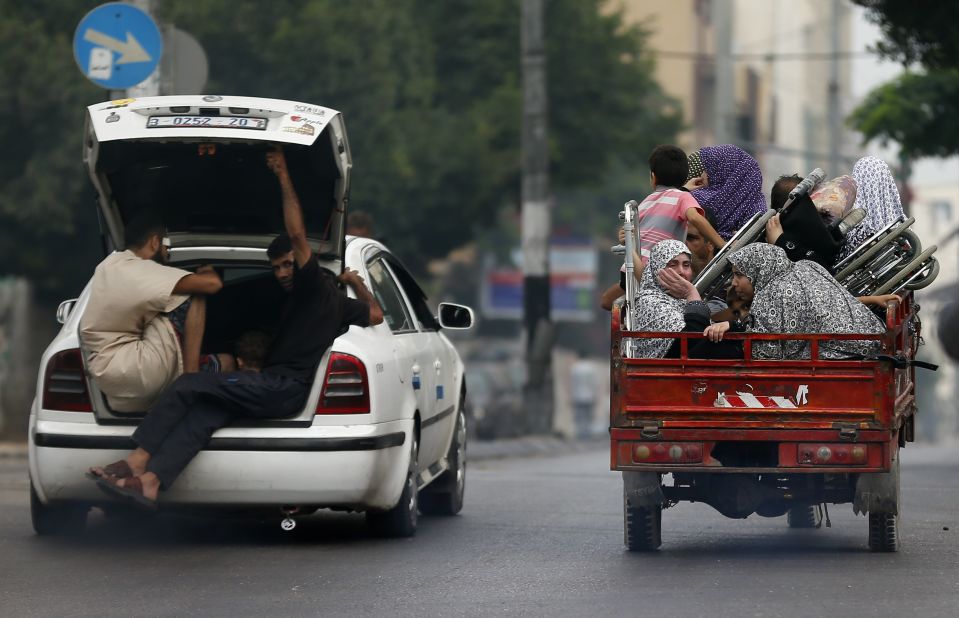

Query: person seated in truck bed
[87,148,385,509]
[79,213,233,413]
[628,240,742,360]
[704,243,885,360]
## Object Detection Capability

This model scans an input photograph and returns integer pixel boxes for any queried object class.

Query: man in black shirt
[88,149,384,508]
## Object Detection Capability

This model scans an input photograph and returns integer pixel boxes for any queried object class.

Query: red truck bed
[610,296,918,475]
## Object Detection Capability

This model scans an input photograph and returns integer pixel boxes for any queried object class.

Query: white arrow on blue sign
[73,2,163,90]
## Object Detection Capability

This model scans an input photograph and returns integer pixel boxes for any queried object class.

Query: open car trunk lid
[83,95,351,269]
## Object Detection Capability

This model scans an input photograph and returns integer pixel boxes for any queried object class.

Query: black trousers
[132,371,309,489]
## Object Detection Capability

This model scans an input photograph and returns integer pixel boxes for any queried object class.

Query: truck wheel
[367,434,419,538]
[623,489,662,551]
[419,407,466,516]
[868,512,899,552]
[787,505,820,528]
[31,483,87,536]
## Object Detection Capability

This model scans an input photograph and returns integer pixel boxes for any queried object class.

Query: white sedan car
[28,95,473,537]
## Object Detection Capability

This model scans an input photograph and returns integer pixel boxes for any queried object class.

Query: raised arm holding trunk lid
[266,148,311,268]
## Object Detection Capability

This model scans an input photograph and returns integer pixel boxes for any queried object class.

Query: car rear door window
[366,259,415,334]
[384,256,439,331]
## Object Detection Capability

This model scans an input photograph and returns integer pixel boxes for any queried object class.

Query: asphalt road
[2,444,959,617]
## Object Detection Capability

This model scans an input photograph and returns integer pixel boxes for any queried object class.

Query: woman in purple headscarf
[687,144,767,240]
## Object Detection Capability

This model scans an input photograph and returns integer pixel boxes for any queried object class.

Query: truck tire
[868,512,899,552]
[787,505,820,528]
[419,406,466,516]
[31,483,87,536]
[623,489,662,551]
[367,434,419,538]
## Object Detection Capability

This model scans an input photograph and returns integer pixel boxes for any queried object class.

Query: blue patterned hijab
[692,145,767,240]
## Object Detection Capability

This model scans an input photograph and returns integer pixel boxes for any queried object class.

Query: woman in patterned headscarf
[706,243,884,360]
[839,156,906,260]
[689,144,767,240]
[630,240,741,359]
[630,240,707,358]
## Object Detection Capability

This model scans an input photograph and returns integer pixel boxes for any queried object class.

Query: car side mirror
[56,299,78,325]
[437,302,474,330]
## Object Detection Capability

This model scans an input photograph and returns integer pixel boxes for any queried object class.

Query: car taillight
[316,352,370,414]
[798,443,868,466]
[42,348,93,412]
[632,442,704,464]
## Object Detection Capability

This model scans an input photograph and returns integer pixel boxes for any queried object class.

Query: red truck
[610,294,925,552]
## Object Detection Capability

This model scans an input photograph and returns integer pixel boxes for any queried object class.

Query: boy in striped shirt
[619,145,726,279]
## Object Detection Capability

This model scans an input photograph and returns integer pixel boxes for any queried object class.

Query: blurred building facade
[910,182,959,438]
[616,0,856,188]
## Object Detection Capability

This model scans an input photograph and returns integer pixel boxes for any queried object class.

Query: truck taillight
[316,352,370,414]
[42,348,93,412]
[633,442,703,464]
[798,443,868,466]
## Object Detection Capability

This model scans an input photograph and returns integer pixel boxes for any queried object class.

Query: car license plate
[146,116,268,130]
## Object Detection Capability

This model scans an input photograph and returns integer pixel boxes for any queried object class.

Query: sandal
[94,475,158,511]
[86,460,134,480]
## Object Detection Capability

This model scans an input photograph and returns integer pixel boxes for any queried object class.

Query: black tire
[787,505,820,528]
[419,407,466,516]
[623,489,662,551]
[868,511,899,552]
[30,483,87,536]
[367,434,419,538]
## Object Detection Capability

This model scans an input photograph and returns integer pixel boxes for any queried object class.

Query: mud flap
[854,455,900,515]
[623,471,665,508]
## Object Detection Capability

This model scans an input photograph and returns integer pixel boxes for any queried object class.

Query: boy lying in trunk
[88,148,384,509]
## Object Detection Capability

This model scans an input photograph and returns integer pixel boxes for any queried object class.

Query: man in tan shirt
[80,213,228,412]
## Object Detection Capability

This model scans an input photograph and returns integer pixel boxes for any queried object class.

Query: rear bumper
[30,418,412,510]
[611,427,895,474]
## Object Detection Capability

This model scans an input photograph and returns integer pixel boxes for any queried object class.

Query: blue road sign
[73,3,162,90]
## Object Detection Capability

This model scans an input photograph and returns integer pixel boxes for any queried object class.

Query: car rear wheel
[623,489,662,551]
[419,406,466,516]
[31,483,87,536]
[367,434,419,538]
[868,511,899,552]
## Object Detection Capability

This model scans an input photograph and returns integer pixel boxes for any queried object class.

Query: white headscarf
[631,240,690,358]
[728,244,884,360]
[840,156,906,260]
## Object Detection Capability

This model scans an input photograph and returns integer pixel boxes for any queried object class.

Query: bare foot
[118,472,161,502]
[125,448,150,476]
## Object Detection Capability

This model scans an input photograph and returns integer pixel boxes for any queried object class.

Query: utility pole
[827,0,841,175]
[521,0,553,435]
[713,0,734,144]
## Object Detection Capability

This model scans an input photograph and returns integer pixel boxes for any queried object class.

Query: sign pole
[126,0,160,97]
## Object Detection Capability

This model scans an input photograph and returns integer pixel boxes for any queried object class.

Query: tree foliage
[853,0,959,69]
[0,1,107,298]
[0,0,679,297]
[849,0,959,158]
[848,70,959,159]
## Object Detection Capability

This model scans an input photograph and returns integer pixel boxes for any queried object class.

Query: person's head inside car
[125,211,170,265]
[235,330,271,372]
[267,233,296,291]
